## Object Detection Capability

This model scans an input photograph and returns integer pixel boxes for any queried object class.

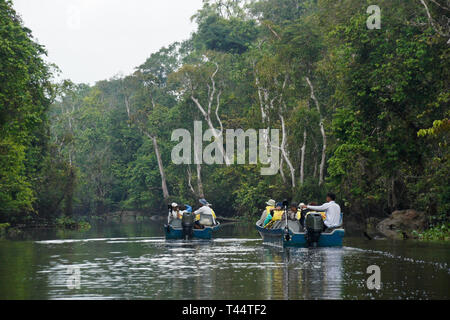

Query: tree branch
[419,0,450,38]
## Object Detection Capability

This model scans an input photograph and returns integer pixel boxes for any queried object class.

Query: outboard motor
[305,213,324,247]
[181,212,194,240]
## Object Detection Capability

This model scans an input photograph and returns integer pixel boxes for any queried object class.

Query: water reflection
[0,221,449,300]
[261,247,344,299]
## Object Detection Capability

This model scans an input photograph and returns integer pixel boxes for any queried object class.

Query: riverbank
[413,223,450,242]
[0,216,91,239]
[0,223,10,237]
[1,210,448,243]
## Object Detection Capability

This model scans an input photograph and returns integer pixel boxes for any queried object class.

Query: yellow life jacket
[195,208,216,221]
[265,206,275,214]
[272,210,284,221]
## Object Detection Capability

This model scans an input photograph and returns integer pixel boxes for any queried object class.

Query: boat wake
[343,246,450,274]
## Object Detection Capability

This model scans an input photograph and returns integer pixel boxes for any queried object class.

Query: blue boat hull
[256,223,344,247]
[164,223,221,240]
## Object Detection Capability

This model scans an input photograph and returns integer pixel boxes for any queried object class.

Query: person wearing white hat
[168,202,180,224]
[297,203,307,228]
[257,199,276,226]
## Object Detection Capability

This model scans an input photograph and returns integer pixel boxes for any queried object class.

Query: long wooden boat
[164,222,221,240]
[256,222,344,248]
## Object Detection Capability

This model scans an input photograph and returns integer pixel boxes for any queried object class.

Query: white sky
[12,0,203,84]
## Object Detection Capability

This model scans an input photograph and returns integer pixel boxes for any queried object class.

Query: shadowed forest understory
[0,0,448,237]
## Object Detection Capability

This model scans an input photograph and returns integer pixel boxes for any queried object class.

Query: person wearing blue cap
[194,198,216,227]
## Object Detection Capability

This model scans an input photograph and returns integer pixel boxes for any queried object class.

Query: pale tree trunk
[254,63,295,187]
[253,61,278,154]
[145,132,170,201]
[67,113,73,166]
[187,167,196,195]
[254,68,268,124]
[279,113,296,189]
[279,155,286,183]
[194,151,204,198]
[306,77,327,186]
[146,95,170,200]
[191,63,231,165]
[190,100,230,166]
[124,96,131,127]
[313,154,318,179]
[123,95,170,201]
[318,124,327,186]
[300,129,307,185]
[121,79,132,128]
[196,163,205,198]
[66,104,76,166]
[187,153,205,199]
[312,137,319,178]
[419,0,450,43]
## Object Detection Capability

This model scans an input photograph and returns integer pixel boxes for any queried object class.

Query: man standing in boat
[301,193,342,231]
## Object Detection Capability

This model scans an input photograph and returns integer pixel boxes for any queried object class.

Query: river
[0,220,449,300]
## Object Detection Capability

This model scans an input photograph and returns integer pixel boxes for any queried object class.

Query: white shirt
[194,206,216,224]
[167,210,179,223]
[307,201,342,228]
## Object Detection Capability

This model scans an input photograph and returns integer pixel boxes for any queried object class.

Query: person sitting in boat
[287,202,300,220]
[176,204,188,217]
[258,199,276,226]
[182,204,193,215]
[301,193,342,232]
[263,209,273,227]
[168,202,181,224]
[298,203,306,227]
[298,202,315,228]
[194,198,217,228]
[264,202,284,229]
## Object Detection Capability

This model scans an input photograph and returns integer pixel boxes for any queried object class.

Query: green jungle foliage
[1,0,448,232]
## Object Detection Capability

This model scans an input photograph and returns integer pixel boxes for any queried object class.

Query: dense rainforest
[0,0,448,235]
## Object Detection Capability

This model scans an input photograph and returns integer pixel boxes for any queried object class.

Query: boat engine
[181,212,194,240]
[305,213,324,247]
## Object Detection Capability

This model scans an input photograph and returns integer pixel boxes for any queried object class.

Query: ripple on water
[25,236,450,300]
